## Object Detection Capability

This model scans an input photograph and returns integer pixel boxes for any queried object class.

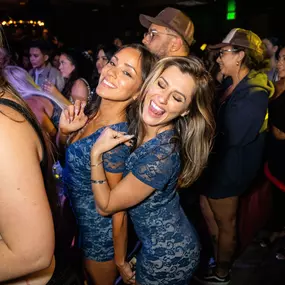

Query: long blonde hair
[128,56,216,188]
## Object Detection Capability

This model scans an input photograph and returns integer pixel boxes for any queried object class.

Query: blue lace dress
[63,122,130,261]
[50,103,62,129]
[125,130,200,285]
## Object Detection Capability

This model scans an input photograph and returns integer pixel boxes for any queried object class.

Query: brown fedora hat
[139,7,195,46]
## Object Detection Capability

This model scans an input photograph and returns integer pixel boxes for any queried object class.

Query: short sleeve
[131,144,179,190]
[103,144,130,173]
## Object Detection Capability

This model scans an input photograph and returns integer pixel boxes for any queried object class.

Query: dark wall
[1,0,284,52]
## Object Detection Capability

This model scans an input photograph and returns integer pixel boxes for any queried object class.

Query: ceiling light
[176,0,208,6]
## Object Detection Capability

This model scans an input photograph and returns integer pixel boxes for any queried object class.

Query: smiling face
[277,47,285,79]
[96,47,143,102]
[216,45,242,77]
[142,65,195,129]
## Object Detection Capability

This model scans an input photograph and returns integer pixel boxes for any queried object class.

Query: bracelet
[91,160,103,167]
[91,179,107,184]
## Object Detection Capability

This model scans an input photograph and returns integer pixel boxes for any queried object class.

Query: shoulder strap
[0,98,47,166]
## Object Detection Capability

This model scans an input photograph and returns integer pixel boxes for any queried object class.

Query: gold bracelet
[91,179,107,184]
[91,160,103,167]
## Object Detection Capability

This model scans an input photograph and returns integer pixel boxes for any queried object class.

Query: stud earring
[236,61,240,66]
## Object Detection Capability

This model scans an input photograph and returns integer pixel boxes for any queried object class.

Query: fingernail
[125,135,134,139]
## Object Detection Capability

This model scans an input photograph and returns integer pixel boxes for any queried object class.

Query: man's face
[142,24,174,58]
[29,48,47,69]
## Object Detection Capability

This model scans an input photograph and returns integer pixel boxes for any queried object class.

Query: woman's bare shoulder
[0,92,42,159]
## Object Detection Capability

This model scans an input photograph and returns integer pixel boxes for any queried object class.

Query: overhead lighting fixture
[176,0,208,6]
[1,19,45,27]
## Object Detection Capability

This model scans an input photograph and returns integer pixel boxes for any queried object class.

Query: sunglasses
[218,49,238,57]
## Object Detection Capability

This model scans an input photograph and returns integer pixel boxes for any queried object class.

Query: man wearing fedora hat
[140,7,194,58]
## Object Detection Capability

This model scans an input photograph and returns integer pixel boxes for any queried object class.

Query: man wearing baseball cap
[140,7,194,58]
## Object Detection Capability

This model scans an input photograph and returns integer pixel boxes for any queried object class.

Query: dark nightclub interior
[1,0,285,285]
[0,0,283,52]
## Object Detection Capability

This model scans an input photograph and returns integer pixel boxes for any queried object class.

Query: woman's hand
[42,80,59,96]
[59,100,88,135]
[117,261,135,284]
[91,127,134,157]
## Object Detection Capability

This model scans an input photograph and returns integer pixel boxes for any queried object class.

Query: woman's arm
[91,153,155,216]
[272,125,285,140]
[105,172,133,283]
[0,108,54,281]
[90,127,175,215]
[70,79,89,103]
[106,172,128,265]
[25,97,57,138]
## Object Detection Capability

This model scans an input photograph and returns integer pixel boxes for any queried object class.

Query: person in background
[3,64,69,137]
[262,46,285,260]
[91,43,118,91]
[43,48,93,104]
[198,28,273,285]
[21,51,32,71]
[113,37,123,48]
[57,44,156,285]
[95,44,118,75]
[263,36,280,82]
[140,7,194,58]
[29,40,64,91]
[51,50,61,70]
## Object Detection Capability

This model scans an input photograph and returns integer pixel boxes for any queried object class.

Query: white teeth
[103,79,116,88]
[151,101,164,112]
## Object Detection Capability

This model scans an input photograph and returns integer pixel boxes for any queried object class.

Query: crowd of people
[0,5,284,285]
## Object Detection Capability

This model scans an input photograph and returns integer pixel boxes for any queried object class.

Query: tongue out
[149,101,165,116]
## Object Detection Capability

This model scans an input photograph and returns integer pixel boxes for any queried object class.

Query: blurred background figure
[263,36,280,82]
[43,48,93,104]
[29,39,64,91]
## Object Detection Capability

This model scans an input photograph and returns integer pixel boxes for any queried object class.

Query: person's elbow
[21,235,55,273]
[96,205,112,217]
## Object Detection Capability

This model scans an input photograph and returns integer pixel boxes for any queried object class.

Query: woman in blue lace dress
[57,44,156,285]
[90,57,215,284]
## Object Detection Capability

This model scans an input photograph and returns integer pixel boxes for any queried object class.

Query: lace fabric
[63,122,130,261]
[124,130,200,285]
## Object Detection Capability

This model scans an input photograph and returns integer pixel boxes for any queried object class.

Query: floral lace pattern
[124,130,200,284]
[63,122,129,261]
[50,103,62,129]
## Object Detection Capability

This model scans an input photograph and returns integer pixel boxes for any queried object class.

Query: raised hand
[59,100,88,135]
[42,79,58,96]
[91,127,134,156]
